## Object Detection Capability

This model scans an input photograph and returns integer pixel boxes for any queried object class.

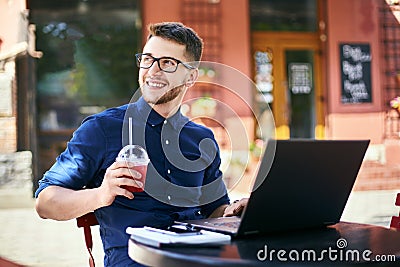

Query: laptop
[183,139,370,237]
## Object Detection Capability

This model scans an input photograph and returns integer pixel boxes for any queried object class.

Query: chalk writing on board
[340,44,372,104]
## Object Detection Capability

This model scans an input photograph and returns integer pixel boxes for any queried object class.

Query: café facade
[0,0,399,192]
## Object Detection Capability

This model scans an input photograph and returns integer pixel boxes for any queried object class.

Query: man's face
[138,36,194,105]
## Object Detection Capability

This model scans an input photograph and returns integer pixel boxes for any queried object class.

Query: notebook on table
[182,139,370,237]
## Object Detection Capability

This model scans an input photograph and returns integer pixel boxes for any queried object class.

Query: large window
[30,0,141,180]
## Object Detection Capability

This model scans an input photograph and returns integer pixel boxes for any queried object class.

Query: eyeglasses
[135,53,195,73]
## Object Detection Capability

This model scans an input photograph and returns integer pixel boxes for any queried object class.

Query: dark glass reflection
[30,0,141,185]
[286,50,315,138]
[31,0,140,130]
[250,0,317,32]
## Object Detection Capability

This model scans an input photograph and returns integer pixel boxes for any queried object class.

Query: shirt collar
[136,97,189,130]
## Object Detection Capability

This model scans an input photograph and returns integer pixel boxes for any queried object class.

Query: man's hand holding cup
[116,144,149,193]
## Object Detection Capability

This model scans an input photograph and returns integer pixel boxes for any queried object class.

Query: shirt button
[167,169,171,174]
[165,140,169,145]
[151,124,155,127]
[164,120,167,124]
[167,195,171,200]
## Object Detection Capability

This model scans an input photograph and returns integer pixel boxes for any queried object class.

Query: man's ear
[185,69,199,88]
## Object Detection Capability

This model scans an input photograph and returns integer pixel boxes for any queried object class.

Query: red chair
[390,193,400,230]
[77,212,99,267]
[0,257,26,267]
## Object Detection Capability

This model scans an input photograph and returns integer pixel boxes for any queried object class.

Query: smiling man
[35,22,246,266]
[137,33,197,116]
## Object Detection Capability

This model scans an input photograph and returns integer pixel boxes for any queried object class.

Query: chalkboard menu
[339,43,372,104]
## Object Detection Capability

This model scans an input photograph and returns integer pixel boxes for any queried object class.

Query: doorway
[252,32,324,139]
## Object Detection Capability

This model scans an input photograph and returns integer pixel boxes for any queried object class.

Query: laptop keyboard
[208,219,240,229]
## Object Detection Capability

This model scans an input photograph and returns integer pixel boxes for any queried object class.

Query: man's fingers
[109,168,141,179]
[118,177,143,188]
[126,169,142,178]
[132,180,144,188]
[223,198,249,217]
[119,187,134,200]
[109,161,141,170]
[223,205,237,217]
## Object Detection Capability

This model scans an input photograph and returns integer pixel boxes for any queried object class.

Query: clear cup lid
[116,145,149,164]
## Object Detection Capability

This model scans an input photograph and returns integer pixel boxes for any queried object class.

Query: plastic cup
[116,145,149,192]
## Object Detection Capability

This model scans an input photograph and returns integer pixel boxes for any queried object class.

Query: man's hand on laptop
[223,198,249,217]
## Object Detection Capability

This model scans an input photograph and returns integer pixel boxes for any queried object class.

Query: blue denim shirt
[35,97,230,266]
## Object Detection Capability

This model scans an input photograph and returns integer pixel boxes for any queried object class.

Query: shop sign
[288,63,312,94]
[340,43,372,104]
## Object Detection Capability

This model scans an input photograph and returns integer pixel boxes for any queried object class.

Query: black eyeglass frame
[135,53,195,73]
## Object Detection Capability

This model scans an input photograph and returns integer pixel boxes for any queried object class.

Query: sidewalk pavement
[0,189,398,267]
[0,189,104,267]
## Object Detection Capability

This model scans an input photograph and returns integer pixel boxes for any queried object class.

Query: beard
[142,84,184,105]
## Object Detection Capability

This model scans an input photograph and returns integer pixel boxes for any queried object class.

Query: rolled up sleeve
[35,116,107,197]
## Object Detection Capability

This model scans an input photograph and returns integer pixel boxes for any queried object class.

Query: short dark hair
[147,22,203,62]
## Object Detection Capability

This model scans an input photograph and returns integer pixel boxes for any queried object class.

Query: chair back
[77,212,99,267]
[390,193,400,230]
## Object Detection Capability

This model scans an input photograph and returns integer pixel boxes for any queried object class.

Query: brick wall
[0,60,17,153]
[0,117,16,153]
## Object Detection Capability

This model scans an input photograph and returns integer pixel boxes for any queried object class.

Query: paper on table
[126,227,231,247]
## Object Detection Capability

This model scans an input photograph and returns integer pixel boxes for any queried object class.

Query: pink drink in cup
[116,145,149,193]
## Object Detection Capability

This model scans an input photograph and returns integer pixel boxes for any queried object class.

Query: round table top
[128,222,400,267]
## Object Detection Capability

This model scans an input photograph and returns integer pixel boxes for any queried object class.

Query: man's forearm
[35,186,103,221]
